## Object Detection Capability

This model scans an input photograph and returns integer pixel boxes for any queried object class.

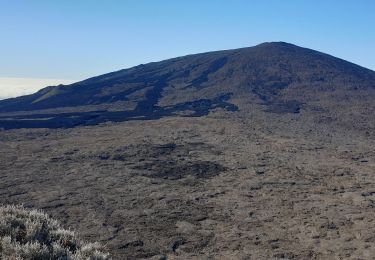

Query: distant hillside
[0,42,374,129]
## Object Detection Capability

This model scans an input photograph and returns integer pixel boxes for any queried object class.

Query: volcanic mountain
[1,42,374,129]
[1,43,375,259]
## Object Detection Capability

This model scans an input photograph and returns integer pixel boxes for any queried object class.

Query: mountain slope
[0,42,374,129]
[1,43,375,259]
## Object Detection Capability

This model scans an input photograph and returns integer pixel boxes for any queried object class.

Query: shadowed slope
[0,42,374,129]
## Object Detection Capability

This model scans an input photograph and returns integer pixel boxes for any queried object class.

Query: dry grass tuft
[0,204,109,259]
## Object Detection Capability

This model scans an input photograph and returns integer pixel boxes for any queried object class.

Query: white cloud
[0,77,77,100]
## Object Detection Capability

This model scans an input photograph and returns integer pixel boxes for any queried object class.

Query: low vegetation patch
[0,204,109,259]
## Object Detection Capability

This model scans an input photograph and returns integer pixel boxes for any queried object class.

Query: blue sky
[0,0,374,98]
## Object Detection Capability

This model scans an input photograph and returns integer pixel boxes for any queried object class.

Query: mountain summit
[0,42,374,129]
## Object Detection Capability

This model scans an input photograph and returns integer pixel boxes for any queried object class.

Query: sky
[0,0,374,99]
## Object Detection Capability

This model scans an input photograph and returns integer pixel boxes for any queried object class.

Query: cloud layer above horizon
[0,77,76,100]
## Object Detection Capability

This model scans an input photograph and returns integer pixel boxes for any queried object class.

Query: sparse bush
[0,205,109,259]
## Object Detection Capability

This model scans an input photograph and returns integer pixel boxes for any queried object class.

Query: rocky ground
[0,105,374,259]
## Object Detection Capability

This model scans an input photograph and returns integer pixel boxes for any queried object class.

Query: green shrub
[0,205,109,259]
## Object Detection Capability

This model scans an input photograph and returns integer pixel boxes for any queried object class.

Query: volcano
[1,42,374,129]
[1,43,374,259]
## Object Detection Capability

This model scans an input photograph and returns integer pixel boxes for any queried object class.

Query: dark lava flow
[0,86,237,130]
